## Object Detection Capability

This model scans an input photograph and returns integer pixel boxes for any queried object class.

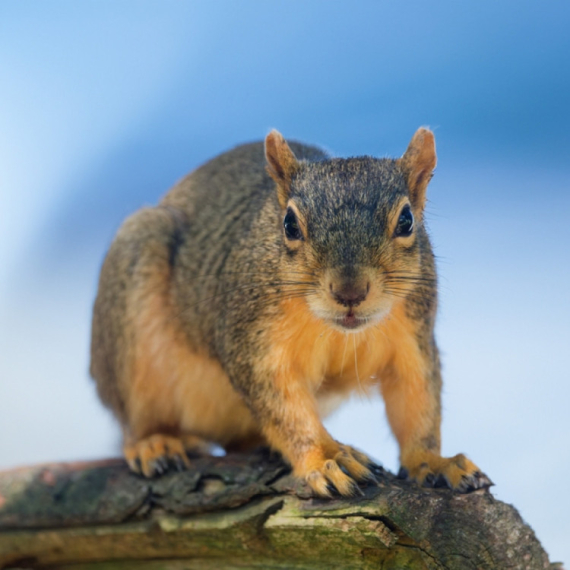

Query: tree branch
[0,451,560,569]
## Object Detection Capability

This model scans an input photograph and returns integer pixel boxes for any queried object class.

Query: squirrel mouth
[337,310,363,330]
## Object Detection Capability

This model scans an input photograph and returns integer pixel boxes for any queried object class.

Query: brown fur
[90,128,490,495]
[126,265,258,447]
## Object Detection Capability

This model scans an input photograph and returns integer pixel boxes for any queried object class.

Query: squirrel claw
[399,452,492,494]
[124,434,193,478]
[474,471,494,487]
[359,470,380,486]
[303,444,372,498]
[128,457,143,475]
[172,455,188,472]
[150,461,163,476]
[306,470,333,497]
[457,471,493,493]
[334,446,379,487]
[323,480,363,498]
[433,473,452,489]
[349,481,365,497]
[422,472,437,487]
[325,483,338,497]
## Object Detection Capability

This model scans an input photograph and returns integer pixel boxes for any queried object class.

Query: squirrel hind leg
[123,433,210,478]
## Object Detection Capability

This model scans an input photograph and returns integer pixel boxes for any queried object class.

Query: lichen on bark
[0,452,559,569]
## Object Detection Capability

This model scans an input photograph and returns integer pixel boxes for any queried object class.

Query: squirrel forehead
[291,157,408,212]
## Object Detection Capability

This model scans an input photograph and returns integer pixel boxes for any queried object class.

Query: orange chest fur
[268,298,416,394]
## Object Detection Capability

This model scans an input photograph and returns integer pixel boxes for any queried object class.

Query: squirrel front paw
[399,450,493,493]
[297,443,379,498]
[123,434,205,477]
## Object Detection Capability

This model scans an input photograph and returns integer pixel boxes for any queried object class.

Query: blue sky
[1,1,569,563]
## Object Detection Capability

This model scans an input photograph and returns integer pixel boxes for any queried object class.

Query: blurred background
[1,0,569,562]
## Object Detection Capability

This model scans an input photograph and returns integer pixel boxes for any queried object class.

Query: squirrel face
[266,129,436,333]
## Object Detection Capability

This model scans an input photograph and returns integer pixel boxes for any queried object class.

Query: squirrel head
[265,128,437,333]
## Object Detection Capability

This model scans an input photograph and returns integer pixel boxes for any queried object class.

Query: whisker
[257,292,317,305]
[353,334,364,400]
[383,272,436,280]
[384,285,432,298]
[189,281,319,308]
[172,280,316,319]
[340,332,349,375]
[372,322,389,340]
[384,285,433,295]
[383,270,435,276]
[363,322,373,352]
[382,290,413,301]
[366,323,380,343]
[185,270,318,281]
[255,291,318,310]
[384,276,436,284]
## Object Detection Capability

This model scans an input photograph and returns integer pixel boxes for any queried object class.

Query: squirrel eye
[394,204,414,238]
[284,207,303,241]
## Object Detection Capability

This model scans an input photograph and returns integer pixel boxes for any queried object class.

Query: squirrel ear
[398,127,437,213]
[265,129,300,209]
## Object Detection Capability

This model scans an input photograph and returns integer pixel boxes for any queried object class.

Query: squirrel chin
[327,308,390,334]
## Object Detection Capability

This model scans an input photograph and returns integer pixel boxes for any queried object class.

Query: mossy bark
[0,452,559,569]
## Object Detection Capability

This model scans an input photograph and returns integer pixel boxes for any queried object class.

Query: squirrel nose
[329,282,369,308]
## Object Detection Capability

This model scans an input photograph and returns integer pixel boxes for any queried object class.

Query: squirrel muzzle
[309,267,393,333]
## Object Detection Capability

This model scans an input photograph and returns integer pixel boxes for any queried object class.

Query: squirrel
[90,128,491,496]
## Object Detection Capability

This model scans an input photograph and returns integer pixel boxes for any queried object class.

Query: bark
[0,451,561,570]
